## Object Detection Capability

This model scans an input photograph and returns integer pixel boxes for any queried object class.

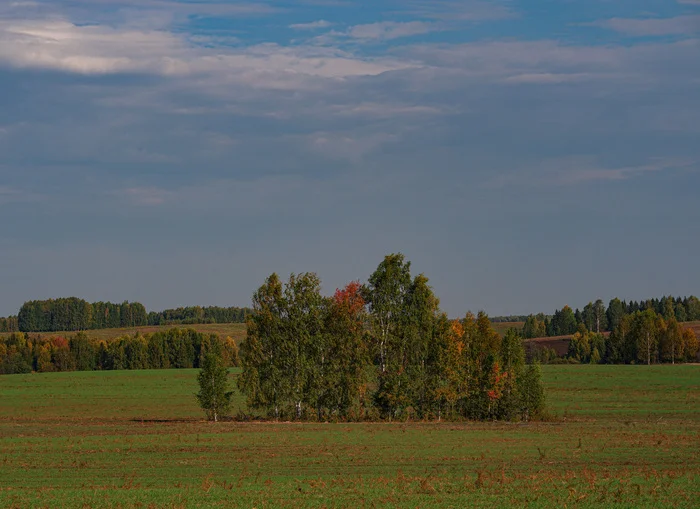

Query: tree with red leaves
[308,282,369,420]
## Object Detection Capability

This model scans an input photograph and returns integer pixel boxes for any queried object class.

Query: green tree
[551,306,577,336]
[402,274,445,418]
[363,253,412,376]
[311,282,368,420]
[498,328,526,419]
[607,314,635,363]
[363,254,414,418]
[70,332,96,371]
[592,299,607,333]
[239,273,325,420]
[659,318,683,364]
[522,315,546,339]
[567,331,591,362]
[674,302,687,323]
[686,296,700,321]
[606,298,626,332]
[518,363,546,421]
[196,353,233,422]
[239,274,286,419]
[283,272,326,419]
[633,309,660,365]
[581,302,595,332]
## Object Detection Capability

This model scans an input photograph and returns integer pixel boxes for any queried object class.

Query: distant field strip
[0,322,247,343]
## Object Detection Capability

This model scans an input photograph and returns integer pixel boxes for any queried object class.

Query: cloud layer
[1,0,699,317]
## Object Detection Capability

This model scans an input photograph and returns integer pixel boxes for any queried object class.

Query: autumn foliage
[239,254,546,422]
[0,329,239,375]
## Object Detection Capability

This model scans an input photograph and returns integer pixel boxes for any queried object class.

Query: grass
[0,365,698,507]
[0,323,247,343]
[490,322,523,336]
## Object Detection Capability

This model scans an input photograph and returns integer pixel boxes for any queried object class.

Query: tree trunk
[672,342,675,365]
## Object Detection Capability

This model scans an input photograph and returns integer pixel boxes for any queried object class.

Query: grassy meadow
[489,321,524,336]
[0,365,698,508]
[0,323,248,343]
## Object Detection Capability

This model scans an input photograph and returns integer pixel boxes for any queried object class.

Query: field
[0,323,248,343]
[490,321,524,337]
[0,366,698,508]
[4,319,696,350]
[525,321,700,357]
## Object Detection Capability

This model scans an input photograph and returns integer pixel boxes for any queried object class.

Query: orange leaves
[51,336,69,350]
[487,361,509,401]
[333,281,365,316]
[450,320,464,339]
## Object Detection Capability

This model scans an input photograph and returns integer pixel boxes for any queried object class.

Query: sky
[0,0,699,318]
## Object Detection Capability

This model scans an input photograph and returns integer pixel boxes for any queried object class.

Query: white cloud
[401,38,700,88]
[290,20,334,30]
[308,131,399,160]
[485,157,697,188]
[593,16,700,36]
[0,19,411,82]
[346,21,437,41]
[332,102,445,117]
[504,72,592,84]
[557,159,697,184]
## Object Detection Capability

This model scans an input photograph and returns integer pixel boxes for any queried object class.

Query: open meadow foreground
[0,366,698,508]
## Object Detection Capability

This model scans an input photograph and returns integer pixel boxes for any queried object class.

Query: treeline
[147,306,250,326]
[238,254,545,422]
[14,298,251,332]
[0,328,239,375]
[18,298,148,332]
[565,309,698,365]
[0,316,18,333]
[521,295,700,339]
[490,315,529,323]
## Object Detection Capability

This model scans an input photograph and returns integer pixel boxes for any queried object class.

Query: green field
[0,366,698,508]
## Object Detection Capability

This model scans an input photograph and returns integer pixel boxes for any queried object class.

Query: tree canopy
[238,254,546,422]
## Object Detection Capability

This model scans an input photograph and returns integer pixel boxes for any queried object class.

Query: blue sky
[1,0,699,317]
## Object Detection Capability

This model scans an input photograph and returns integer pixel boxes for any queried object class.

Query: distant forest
[520,295,700,338]
[0,298,251,333]
[3,295,699,336]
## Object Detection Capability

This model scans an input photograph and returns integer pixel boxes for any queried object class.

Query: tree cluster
[490,315,529,323]
[521,295,700,339]
[0,316,18,333]
[15,299,252,333]
[147,306,250,326]
[238,254,545,422]
[566,309,698,365]
[0,329,239,375]
[18,298,148,332]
